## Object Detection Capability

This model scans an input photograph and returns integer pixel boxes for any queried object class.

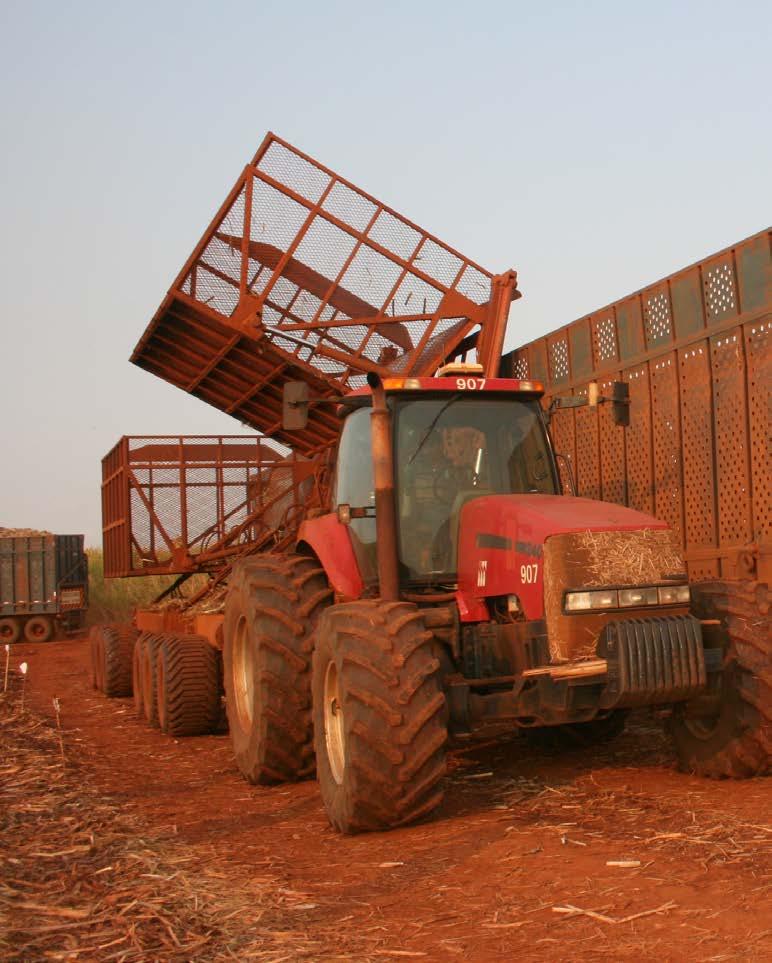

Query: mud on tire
[89,626,102,690]
[98,624,137,697]
[312,600,448,834]
[223,555,332,784]
[0,617,21,645]
[24,615,54,643]
[156,635,221,737]
[668,581,770,778]
[140,633,165,727]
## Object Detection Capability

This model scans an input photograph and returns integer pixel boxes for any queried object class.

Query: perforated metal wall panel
[502,229,771,581]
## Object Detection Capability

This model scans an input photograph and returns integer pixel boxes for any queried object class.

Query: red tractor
[95,135,769,834]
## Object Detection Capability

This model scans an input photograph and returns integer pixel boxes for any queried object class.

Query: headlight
[658,584,690,604]
[565,589,618,612]
[564,584,690,613]
[618,587,659,607]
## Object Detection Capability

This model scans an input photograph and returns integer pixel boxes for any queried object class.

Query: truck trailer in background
[0,533,88,643]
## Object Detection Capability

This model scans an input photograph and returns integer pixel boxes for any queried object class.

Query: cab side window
[335,408,377,583]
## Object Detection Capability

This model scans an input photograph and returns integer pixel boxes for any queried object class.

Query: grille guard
[598,614,708,709]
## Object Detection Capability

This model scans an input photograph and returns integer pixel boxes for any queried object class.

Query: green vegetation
[86,549,179,625]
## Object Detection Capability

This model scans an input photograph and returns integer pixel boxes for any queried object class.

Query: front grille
[601,615,706,707]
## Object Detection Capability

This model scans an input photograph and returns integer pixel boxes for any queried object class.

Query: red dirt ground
[10,636,772,962]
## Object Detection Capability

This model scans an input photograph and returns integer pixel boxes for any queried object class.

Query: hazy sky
[1,0,769,546]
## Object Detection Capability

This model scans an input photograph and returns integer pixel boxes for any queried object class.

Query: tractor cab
[333,376,555,588]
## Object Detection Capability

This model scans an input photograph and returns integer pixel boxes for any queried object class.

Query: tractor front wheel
[312,600,448,834]
[668,581,770,778]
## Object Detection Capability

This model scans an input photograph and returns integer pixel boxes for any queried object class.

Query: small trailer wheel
[102,624,137,697]
[155,634,221,737]
[132,634,148,717]
[90,627,106,692]
[0,617,21,645]
[24,616,54,643]
[140,633,165,727]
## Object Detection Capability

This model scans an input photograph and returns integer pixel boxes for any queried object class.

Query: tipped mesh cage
[131,133,513,453]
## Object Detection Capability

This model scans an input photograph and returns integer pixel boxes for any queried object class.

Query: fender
[296,514,364,600]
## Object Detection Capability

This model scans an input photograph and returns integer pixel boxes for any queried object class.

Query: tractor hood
[456,494,679,622]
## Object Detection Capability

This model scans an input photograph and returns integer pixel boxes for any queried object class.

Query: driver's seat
[432,489,494,573]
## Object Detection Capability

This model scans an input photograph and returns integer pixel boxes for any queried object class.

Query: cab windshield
[395,396,556,581]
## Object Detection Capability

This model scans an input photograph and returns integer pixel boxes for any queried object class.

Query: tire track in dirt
[10,637,772,962]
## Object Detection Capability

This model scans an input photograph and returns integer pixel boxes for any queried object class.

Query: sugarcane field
[1,3,770,961]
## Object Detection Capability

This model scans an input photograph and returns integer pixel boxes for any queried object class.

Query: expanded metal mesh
[503,228,771,580]
[101,435,324,577]
[133,134,501,450]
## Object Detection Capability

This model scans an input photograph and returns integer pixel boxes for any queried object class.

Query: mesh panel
[711,330,752,561]
[104,436,306,576]
[643,289,672,347]
[137,133,502,433]
[593,315,618,363]
[651,354,683,541]
[703,259,738,323]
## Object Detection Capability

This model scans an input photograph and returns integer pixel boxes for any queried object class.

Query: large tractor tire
[312,600,448,834]
[132,634,150,717]
[524,710,629,751]
[89,626,104,691]
[668,581,770,778]
[0,617,21,645]
[102,624,138,697]
[140,633,165,727]
[156,635,221,737]
[223,555,332,784]
[24,615,55,643]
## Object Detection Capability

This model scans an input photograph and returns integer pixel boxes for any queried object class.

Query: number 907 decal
[520,563,539,584]
[456,377,486,390]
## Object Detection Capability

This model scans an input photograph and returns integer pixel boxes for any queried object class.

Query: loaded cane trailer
[91,135,770,833]
[0,532,88,643]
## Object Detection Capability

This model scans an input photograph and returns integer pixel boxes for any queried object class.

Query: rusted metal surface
[132,133,518,453]
[102,436,329,577]
[368,375,399,601]
[503,228,771,581]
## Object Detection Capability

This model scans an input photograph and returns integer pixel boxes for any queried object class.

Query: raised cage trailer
[0,534,88,643]
[501,227,771,585]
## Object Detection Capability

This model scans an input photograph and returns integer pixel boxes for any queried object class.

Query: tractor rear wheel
[223,555,332,784]
[24,616,54,643]
[668,581,770,778]
[524,710,629,751]
[312,600,448,834]
[0,617,21,645]
[102,624,137,697]
[156,635,220,737]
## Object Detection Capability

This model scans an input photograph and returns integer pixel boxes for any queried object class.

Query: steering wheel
[432,466,474,504]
